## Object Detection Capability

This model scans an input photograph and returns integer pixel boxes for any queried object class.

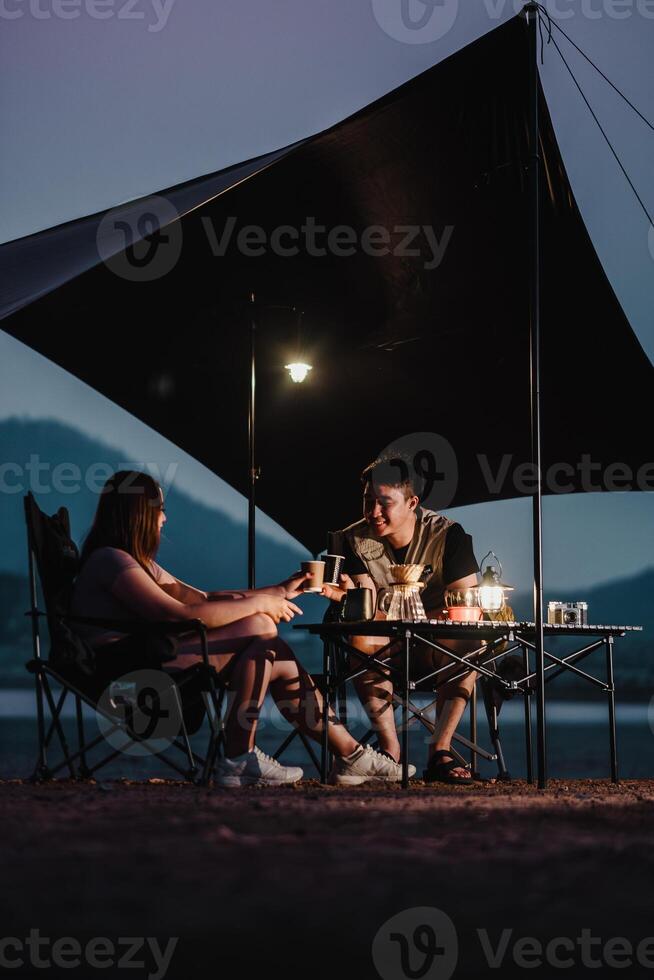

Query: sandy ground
[1,778,654,979]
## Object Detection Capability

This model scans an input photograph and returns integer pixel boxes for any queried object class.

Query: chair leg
[273,728,300,761]
[197,684,225,785]
[481,677,511,781]
[31,666,50,782]
[523,646,534,784]
[335,646,348,730]
[26,534,50,782]
[44,687,68,748]
[201,735,216,785]
[201,691,225,785]
[320,641,331,784]
[606,637,619,784]
[169,684,198,780]
[297,731,321,775]
[202,731,224,785]
[469,683,479,778]
[75,695,92,779]
[41,675,76,779]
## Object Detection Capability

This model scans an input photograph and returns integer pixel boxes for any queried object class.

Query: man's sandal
[423,750,475,785]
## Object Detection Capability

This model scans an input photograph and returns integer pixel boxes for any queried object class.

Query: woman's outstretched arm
[209,570,311,601]
[152,562,311,605]
[112,564,302,628]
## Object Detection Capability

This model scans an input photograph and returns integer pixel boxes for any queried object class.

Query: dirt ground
[1,778,654,979]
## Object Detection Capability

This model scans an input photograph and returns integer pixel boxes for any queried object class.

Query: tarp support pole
[526,2,547,789]
[248,291,257,589]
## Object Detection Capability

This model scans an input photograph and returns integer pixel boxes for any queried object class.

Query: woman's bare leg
[171,613,279,757]
[267,637,359,758]
[170,614,359,758]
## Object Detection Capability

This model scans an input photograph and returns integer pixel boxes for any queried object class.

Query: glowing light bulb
[479,584,505,613]
[285,362,312,383]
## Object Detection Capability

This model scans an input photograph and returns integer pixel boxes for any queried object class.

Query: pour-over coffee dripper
[377,564,428,622]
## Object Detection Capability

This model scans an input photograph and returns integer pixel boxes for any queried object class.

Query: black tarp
[0,145,300,319]
[3,15,652,553]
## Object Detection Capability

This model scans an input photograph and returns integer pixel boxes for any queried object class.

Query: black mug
[339,587,374,622]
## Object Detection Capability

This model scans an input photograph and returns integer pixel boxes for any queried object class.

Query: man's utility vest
[336,508,454,615]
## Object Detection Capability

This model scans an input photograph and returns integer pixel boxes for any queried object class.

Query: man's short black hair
[361,453,418,500]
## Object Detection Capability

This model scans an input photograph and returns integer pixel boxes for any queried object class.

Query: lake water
[1,687,652,781]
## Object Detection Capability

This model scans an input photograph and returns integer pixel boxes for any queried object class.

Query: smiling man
[325,453,480,784]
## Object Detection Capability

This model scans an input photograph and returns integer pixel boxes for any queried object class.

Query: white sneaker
[328,745,416,786]
[214,746,303,787]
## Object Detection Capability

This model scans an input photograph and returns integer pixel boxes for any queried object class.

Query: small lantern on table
[478,551,514,616]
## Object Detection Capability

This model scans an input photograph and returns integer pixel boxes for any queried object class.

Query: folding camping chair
[23,492,227,784]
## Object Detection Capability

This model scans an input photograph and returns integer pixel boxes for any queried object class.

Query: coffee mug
[339,587,374,622]
[301,560,325,592]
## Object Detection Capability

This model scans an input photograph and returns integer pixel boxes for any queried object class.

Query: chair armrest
[27,611,212,669]
[61,613,207,639]
[63,614,211,667]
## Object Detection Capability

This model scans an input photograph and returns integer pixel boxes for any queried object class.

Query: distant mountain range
[511,571,653,693]
[0,418,317,683]
[0,418,303,585]
[0,418,651,691]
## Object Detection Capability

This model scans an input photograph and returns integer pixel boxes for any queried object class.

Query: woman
[72,471,408,787]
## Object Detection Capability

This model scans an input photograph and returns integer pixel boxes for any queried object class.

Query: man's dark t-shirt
[341,522,478,585]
